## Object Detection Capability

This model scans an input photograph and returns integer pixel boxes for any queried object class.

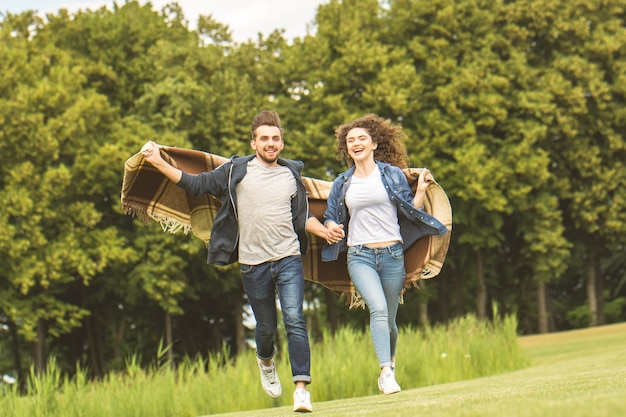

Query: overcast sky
[1,0,328,42]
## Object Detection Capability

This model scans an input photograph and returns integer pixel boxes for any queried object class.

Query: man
[141,110,338,413]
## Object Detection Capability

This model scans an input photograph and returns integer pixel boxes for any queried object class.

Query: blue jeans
[347,243,405,368]
[240,255,311,384]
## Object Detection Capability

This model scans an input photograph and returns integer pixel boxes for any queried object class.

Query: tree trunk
[307,297,323,343]
[537,280,548,333]
[180,316,197,357]
[233,293,246,355]
[519,274,533,334]
[210,315,222,352]
[81,284,103,379]
[454,267,463,317]
[547,294,556,332]
[417,280,428,328]
[594,255,605,325]
[325,289,339,335]
[475,250,487,319]
[438,276,449,323]
[9,320,25,392]
[33,319,46,373]
[111,318,126,366]
[586,253,598,327]
[164,311,174,368]
[85,315,102,378]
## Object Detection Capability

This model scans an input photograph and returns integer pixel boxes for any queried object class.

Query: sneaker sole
[382,388,401,395]
[293,405,313,413]
[266,388,282,398]
[378,377,401,395]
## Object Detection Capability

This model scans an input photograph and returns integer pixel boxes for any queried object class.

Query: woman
[322,114,448,394]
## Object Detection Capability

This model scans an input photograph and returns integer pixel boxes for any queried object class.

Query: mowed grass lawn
[209,322,626,417]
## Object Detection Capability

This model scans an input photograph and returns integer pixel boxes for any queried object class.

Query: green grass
[211,322,626,417]
[0,314,527,416]
[6,317,623,417]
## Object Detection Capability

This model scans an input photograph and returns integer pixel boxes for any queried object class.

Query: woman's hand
[416,168,434,192]
[413,168,434,208]
[325,222,345,245]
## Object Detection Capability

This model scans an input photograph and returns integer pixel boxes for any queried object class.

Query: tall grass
[1,313,527,417]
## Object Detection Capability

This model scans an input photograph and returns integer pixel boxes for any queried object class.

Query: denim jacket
[177,155,310,266]
[322,161,448,262]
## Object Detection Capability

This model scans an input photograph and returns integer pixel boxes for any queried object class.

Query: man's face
[251,125,283,166]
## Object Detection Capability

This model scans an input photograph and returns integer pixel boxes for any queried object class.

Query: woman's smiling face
[346,127,376,164]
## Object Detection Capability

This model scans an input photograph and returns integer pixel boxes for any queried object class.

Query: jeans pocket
[390,243,404,260]
[240,264,254,274]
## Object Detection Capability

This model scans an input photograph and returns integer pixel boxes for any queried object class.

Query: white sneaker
[257,358,281,398]
[378,371,401,395]
[293,388,313,412]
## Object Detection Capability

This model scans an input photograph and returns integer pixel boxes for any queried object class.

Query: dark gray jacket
[177,155,310,266]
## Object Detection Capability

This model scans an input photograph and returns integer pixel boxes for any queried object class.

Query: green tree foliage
[1,0,625,382]
[0,11,136,373]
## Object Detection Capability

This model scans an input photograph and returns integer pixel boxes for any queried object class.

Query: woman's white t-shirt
[345,165,402,246]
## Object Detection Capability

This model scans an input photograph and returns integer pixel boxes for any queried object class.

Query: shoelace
[262,366,278,383]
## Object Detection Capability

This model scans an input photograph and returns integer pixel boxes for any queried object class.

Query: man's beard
[257,148,279,164]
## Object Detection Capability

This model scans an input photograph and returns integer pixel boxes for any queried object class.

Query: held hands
[325,222,345,245]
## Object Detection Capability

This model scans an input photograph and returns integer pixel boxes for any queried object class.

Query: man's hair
[251,110,284,140]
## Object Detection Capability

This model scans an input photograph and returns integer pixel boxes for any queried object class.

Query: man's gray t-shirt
[236,158,300,265]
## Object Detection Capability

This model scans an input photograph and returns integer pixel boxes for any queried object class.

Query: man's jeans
[347,243,405,368]
[240,255,311,384]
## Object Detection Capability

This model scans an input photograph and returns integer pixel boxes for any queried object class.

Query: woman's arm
[321,179,346,244]
[413,168,434,208]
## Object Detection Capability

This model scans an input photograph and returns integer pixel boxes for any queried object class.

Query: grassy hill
[209,322,626,417]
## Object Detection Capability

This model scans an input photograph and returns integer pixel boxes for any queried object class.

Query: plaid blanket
[121,147,452,306]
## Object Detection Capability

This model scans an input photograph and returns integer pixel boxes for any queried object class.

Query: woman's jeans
[347,243,405,369]
[240,255,311,384]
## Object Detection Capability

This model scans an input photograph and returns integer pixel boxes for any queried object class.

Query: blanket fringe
[151,214,192,235]
[344,277,423,310]
[122,204,152,224]
[122,204,191,235]
[421,266,435,279]
[347,290,365,309]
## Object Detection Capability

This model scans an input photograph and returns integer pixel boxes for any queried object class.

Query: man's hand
[325,222,345,245]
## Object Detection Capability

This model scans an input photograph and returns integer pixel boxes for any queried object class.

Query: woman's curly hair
[335,114,409,169]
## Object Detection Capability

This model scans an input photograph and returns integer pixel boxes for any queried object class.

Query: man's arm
[306,216,344,245]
